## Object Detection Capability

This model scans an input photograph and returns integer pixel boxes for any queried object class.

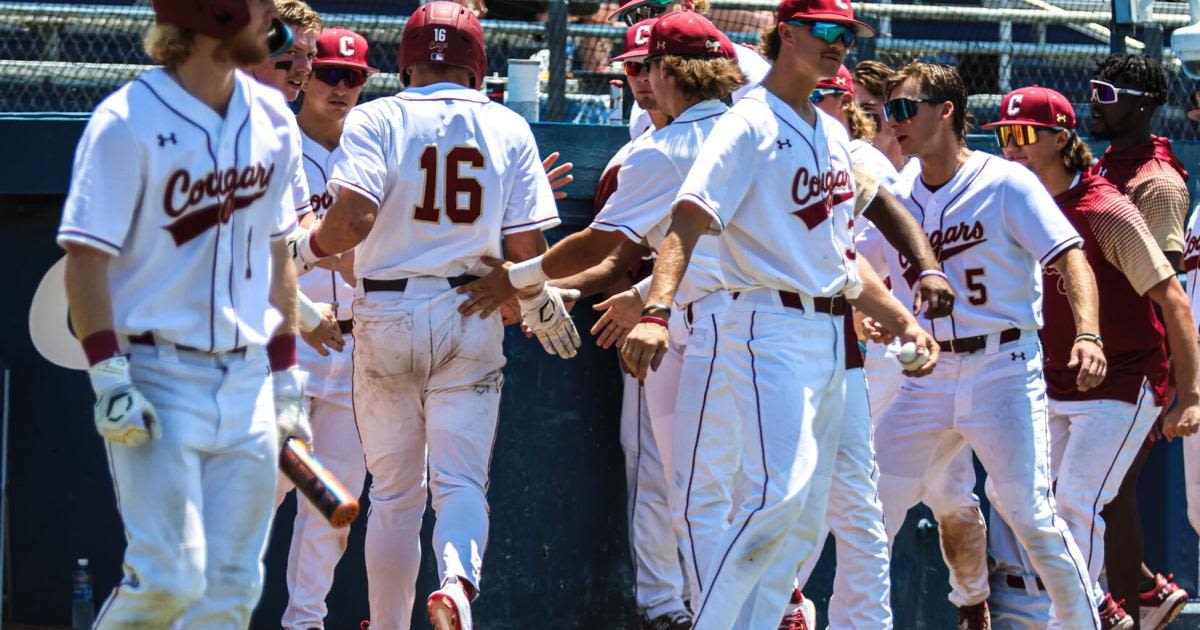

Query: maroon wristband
[308,230,329,259]
[267,334,298,372]
[639,316,669,329]
[82,330,121,366]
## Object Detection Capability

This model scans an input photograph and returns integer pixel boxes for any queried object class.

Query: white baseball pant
[1187,433,1200,535]
[988,503,1052,630]
[665,292,739,603]
[620,371,689,618]
[275,371,366,629]
[864,340,903,421]
[690,290,845,630]
[352,278,505,630]
[874,335,1100,629]
[794,367,892,629]
[94,343,277,629]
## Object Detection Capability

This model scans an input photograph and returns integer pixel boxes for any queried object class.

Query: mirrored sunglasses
[882,97,944,121]
[1089,79,1149,105]
[786,20,857,48]
[623,60,647,77]
[313,67,368,88]
[994,124,1044,147]
[622,0,671,26]
[809,88,847,104]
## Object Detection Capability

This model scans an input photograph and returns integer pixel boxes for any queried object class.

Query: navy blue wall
[0,114,1196,628]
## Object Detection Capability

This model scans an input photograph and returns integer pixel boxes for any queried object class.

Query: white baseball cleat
[427,579,473,630]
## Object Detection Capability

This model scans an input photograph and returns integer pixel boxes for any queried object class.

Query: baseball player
[619,1,943,626]
[871,62,1106,629]
[266,26,378,630]
[291,4,572,628]
[608,0,771,140]
[249,0,320,104]
[989,84,1200,628]
[851,60,911,172]
[1088,54,1193,629]
[59,0,310,626]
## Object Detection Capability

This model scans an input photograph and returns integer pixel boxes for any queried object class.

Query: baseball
[898,341,929,371]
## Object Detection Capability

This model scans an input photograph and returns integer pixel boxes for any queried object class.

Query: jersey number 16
[414,145,486,225]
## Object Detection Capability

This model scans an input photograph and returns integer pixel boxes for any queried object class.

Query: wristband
[297,290,323,332]
[639,316,669,329]
[267,334,298,372]
[1074,332,1103,348]
[642,303,672,317]
[82,330,122,366]
[508,256,550,289]
[917,269,949,281]
[307,230,329,259]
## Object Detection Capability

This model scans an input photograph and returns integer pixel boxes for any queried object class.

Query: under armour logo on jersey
[777,139,792,149]
[157,133,177,147]
[1011,352,1026,361]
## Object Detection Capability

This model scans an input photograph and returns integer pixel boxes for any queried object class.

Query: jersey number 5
[414,145,485,224]
[964,267,988,305]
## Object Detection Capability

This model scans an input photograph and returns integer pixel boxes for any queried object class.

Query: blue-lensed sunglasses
[809,88,847,104]
[786,20,858,47]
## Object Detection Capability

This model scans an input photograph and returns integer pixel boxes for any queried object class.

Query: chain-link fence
[1,0,1198,137]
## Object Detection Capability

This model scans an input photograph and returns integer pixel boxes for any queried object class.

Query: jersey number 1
[414,145,485,224]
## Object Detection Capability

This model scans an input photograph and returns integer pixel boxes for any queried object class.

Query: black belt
[937,328,1021,354]
[1004,574,1046,591]
[338,320,353,335]
[361,275,478,293]
[730,291,846,315]
[127,332,245,356]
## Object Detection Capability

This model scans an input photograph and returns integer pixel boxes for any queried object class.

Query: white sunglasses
[1090,79,1150,104]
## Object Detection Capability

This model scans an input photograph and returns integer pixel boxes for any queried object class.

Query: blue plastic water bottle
[71,558,94,630]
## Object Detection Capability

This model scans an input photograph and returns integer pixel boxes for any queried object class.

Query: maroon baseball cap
[314,27,379,72]
[646,11,735,59]
[816,65,854,92]
[777,0,875,37]
[982,85,1075,130]
[611,17,659,62]
[607,0,661,23]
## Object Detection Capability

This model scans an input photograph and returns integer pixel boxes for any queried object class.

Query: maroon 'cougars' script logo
[163,163,276,245]
[900,220,987,286]
[792,167,852,229]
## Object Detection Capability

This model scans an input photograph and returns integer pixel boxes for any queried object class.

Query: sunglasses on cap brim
[784,20,858,47]
[882,97,946,121]
[1089,79,1151,105]
[312,67,369,88]
[621,0,672,26]
[993,124,1066,147]
[809,88,847,104]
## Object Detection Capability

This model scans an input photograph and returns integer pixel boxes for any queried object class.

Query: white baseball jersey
[330,83,560,280]
[591,99,727,307]
[885,151,1082,340]
[677,86,861,299]
[57,68,302,351]
[1183,207,1200,316]
[628,43,770,140]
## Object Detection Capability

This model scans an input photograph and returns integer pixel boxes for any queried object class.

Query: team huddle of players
[54,0,1200,628]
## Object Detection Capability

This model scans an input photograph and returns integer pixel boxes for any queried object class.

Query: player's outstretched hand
[591,288,644,349]
[543,152,574,201]
[1163,395,1200,440]
[301,303,345,356]
[860,317,897,345]
[621,322,668,380]
[1068,338,1107,391]
[458,257,518,317]
[914,273,955,319]
[273,367,313,446]
[88,355,161,447]
[897,326,939,377]
[519,285,582,358]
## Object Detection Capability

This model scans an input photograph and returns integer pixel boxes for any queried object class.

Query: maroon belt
[338,320,353,335]
[937,328,1021,354]
[362,275,478,293]
[127,332,245,356]
[731,291,846,315]
[1004,574,1045,591]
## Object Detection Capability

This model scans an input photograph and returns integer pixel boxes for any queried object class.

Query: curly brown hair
[852,60,894,102]
[1059,131,1094,172]
[887,62,973,144]
[847,100,876,141]
[758,23,780,62]
[277,0,323,32]
[144,24,194,67]
[658,55,746,103]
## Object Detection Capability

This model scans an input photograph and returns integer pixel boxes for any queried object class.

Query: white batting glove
[87,355,161,447]
[518,285,582,359]
[286,225,325,276]
[272,367,312,446]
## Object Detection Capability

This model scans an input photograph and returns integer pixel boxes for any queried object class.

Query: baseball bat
[279,437,360,528]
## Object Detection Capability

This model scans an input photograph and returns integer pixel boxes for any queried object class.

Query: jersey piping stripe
[694,312,767,626]
[590,219,645,241]
[1040,236,1084,267]
[675,192,724,230]
[228,110,252,351]
[270,218,298,240]
[930,156,990,341]
[395,94,491,105]
[683,313,720,597]
[501,216,560,233]
[766,107,820,167]
[57,229,122,254]
[135,78,219,168]
[329,177,381,206]
[303,152,329,183]
[1082,379,1149,572]
[629,381,645,606]
[670,111,724,127]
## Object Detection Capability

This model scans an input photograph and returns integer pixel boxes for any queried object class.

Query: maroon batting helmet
[150,0,250,40]
[398,1,487,89]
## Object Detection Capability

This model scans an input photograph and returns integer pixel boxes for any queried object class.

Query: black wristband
[642,303,672,317]
[1074,332,1103,348]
